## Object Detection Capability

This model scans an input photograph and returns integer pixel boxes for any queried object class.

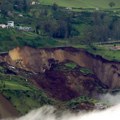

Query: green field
[74,44,120,61]
[40,0,120,9]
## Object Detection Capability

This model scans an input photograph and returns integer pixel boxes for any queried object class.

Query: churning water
[3,93,120,120]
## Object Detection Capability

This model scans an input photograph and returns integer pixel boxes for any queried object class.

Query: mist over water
[3,93,120,120]
[100,93,120,105]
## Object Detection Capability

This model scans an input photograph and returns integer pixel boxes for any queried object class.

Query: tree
[23,0,30,12]
[0,0,13,16]
[52,3,58,11]
[109,2,115,8]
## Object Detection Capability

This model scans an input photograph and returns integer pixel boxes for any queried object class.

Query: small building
[17,26,33,32]
[7,21,14,28]
[110,45,120,50]
[31,1,36,5]
[31,1,40,5]
[0,24,7,28]
[66,7,72,10]
[95,7,99,11]
[18,14,23,17]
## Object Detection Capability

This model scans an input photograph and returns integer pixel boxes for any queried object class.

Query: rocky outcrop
[2,46,120,89]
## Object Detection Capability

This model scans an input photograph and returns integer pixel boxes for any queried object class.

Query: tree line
[0,1,120,43]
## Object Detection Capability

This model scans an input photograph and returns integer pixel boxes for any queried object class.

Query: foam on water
[2,93,120,120]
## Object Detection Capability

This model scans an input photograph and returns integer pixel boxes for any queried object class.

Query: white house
[31,1,40,5]
[18,14,23,17]
[7,21,15,28]
[31,1,36,5]
[0,24,7,28]
[66,7,72,10]
[17,26,32,31]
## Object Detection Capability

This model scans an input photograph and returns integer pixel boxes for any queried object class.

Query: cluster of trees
[109,1,115,8]
[86,12,120,42]
[70,11,120,44]
[0,1,77,39]
[0,0,120,43]
[0,0,33,16]
[35,19,76,38]
[34,4,78,38]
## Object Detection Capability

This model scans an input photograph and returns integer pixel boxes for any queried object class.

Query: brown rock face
[2,46,120,89]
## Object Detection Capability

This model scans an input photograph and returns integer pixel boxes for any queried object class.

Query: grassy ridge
[40,0,120,9]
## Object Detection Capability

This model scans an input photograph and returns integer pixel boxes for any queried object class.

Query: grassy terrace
[73,44,120,62]
[0,81,31,90]
[87,45,120,62]
[0,29,66,51]
[40,0,120,9]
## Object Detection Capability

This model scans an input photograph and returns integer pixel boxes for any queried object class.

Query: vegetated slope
[0,63,55,119]
[40,0,120,9]
[0,29,64,52]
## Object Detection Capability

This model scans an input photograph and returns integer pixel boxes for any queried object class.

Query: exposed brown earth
[34,68,105,100]
[2,46,120,89]
[0,94,19,119]
[0,61,106,101]
[0,46,110,101]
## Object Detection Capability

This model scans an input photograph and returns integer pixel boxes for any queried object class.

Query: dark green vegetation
[0,0,120,41]
[0,29,66,51]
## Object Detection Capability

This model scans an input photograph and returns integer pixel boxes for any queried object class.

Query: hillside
[0,62,55,117]
[5,46,120,89]
[0,47,111,119]
[1,0,120,119]
[0,29,65,52]
[40,0,120,9]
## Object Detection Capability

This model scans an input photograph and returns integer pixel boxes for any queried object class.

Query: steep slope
[2,46,120,89]
[0,94,19,118]
[0,46,115,119]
